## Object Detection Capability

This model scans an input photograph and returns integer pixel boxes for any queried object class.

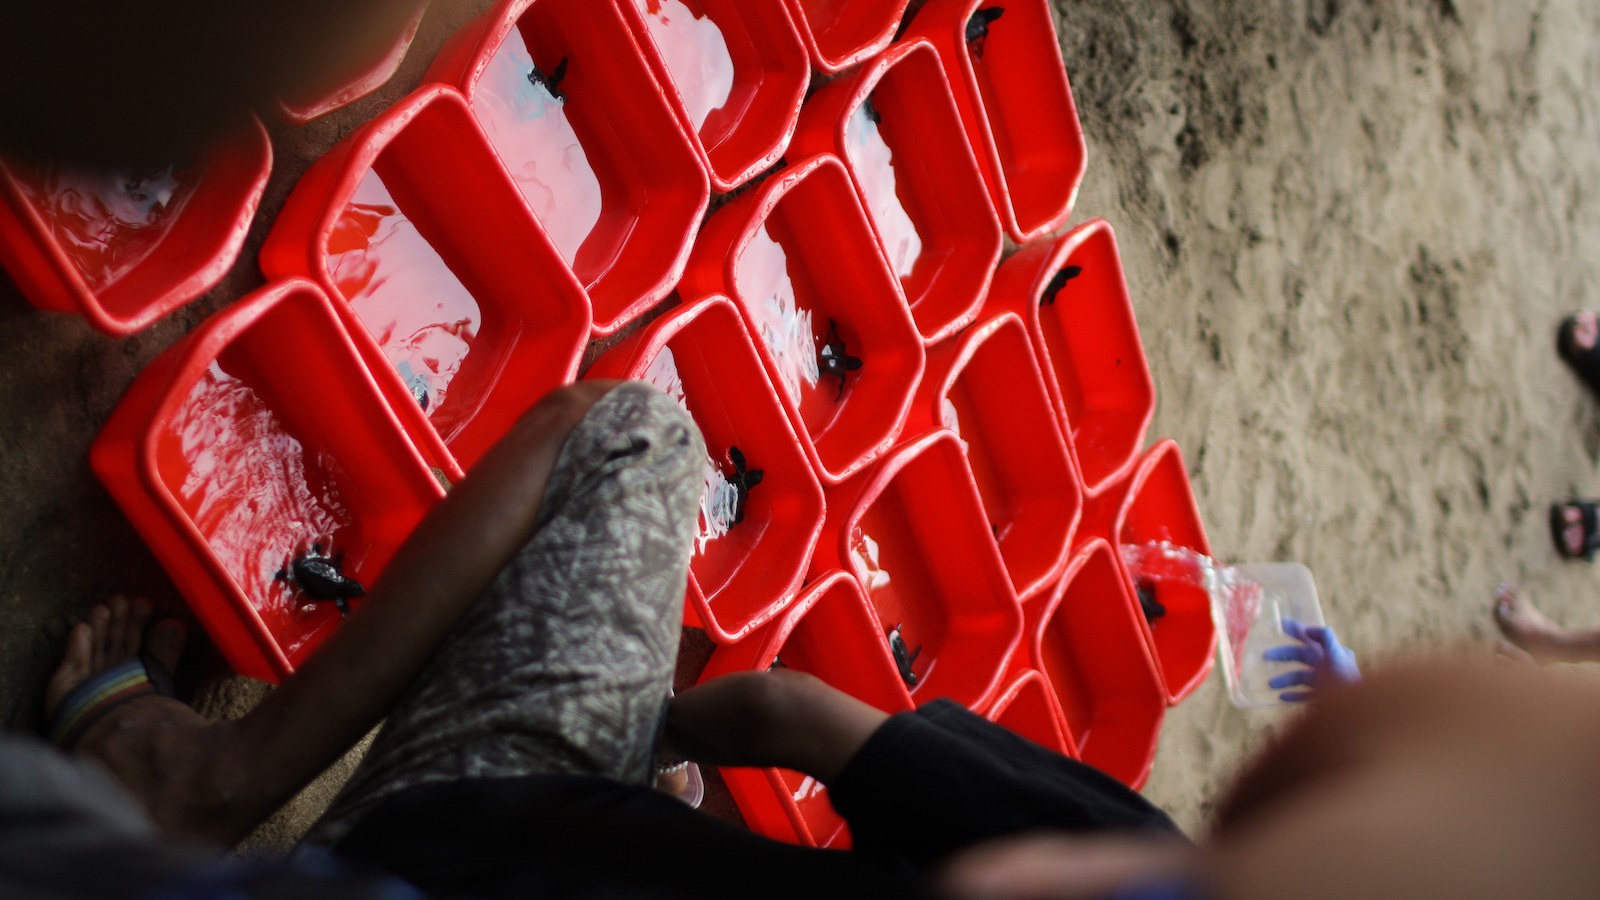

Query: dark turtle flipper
[1551,500,1600,561]
[1557,315,1600,395]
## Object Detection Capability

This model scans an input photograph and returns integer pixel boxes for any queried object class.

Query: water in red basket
[633,0,735,132]
[15,160,199,291]
[844,102,922,279]
[736,225,819,401]
[850,518,940,691]
[163,362,354,655]
[1121,541,1262,674]
[642,347,739,554]
[326,170,480,432]
[472,26,603,266]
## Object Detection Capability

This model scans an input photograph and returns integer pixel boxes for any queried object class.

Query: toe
[145,619,188,678]
[122,599,152,660]
[87,605,111,672]
[104,596,130,662]
[106,595,132,659]
[44,622,95,717]
[1496,641,1537,666]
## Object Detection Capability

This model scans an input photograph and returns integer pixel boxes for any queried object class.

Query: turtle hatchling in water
[965,7,1005,58]
[277,543,366,616]
[727,446,764,525]
[529,56,570,103]
[1040,265,1081,306]
[888,622,921,689]
[1135,580,1167,624]
[863,94,882,126]
[819,318,863,402]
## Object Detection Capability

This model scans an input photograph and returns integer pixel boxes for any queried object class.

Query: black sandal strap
[1557,316,1600,393]
[1551,501,1600,560]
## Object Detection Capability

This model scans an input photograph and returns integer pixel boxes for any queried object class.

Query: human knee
[526,380,704,499]
[518,380,625,436]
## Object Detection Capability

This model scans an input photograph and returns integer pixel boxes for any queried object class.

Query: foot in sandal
[1549,501,1600,559]
[1558,311,1600,392]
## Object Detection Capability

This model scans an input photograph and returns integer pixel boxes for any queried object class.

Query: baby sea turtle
[819,318,863,402]
[528,56,570,104]
[727,446,764,525]
[965,7,1005,58]
[276,543,366,616]
[863,94,882,126]
[1135,580,1167,624]
[1040,265,1081,306]
[887,623,921,689]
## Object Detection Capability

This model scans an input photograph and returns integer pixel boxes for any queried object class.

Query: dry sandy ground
[2,0,1599,848]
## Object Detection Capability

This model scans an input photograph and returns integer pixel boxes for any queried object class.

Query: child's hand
[1263,618,1361,702]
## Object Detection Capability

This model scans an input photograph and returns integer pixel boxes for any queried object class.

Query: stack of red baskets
[4,0,1218,847]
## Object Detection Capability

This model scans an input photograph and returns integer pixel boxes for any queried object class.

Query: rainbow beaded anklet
[49,659,156,751]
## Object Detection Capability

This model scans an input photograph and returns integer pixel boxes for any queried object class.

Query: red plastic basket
[902,0,1086,242]
[272,1,431,125]
[1028,539,1165,788]
[985,668,1076,757]
[784,0,909,73]
[1113,439,1216,705]
[426,0,709,334]
[790,38,1001,344]
[815,428,1022,710]
[0,117,272,336]
[618,0,809,192]
[260,84,590,475]
[90,278,450,683]
[987,218,1154,496]
[1074,469,1124,547]
[682,153,925,485]
[586,295,825,643]
[907,312,1080,602]
[700,570,914,846]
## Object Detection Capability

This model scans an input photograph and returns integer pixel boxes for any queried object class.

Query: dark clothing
[335,700,1179,900]
[0,736,415,900]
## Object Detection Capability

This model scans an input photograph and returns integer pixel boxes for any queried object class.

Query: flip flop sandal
[1557,315,1600,394]
[48,651,181,752]
[1549,500,1600,561]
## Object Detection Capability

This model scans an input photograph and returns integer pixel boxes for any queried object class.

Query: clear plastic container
[1213,562,1325,708]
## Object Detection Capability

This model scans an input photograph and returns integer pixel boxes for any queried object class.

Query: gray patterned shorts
[309,382,704,845]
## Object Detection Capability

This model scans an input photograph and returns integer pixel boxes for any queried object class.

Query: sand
[2,0,1600,848]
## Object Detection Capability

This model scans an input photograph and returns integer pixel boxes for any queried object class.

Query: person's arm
[189,381,621,842]
[662,669,888,784]
[668,671,1180,869]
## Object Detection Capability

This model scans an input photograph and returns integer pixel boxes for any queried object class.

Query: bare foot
[1495,641,1537,666]
[45,596,233,841]
[1493,585,1583,664]
[45,596,187,718]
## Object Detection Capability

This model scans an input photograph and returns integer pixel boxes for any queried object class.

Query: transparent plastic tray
[1213,562,1325,708]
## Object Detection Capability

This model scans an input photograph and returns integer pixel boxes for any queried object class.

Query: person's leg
[309,381,703,843]
[46,380,698,845]
[1492,584,1600,664]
